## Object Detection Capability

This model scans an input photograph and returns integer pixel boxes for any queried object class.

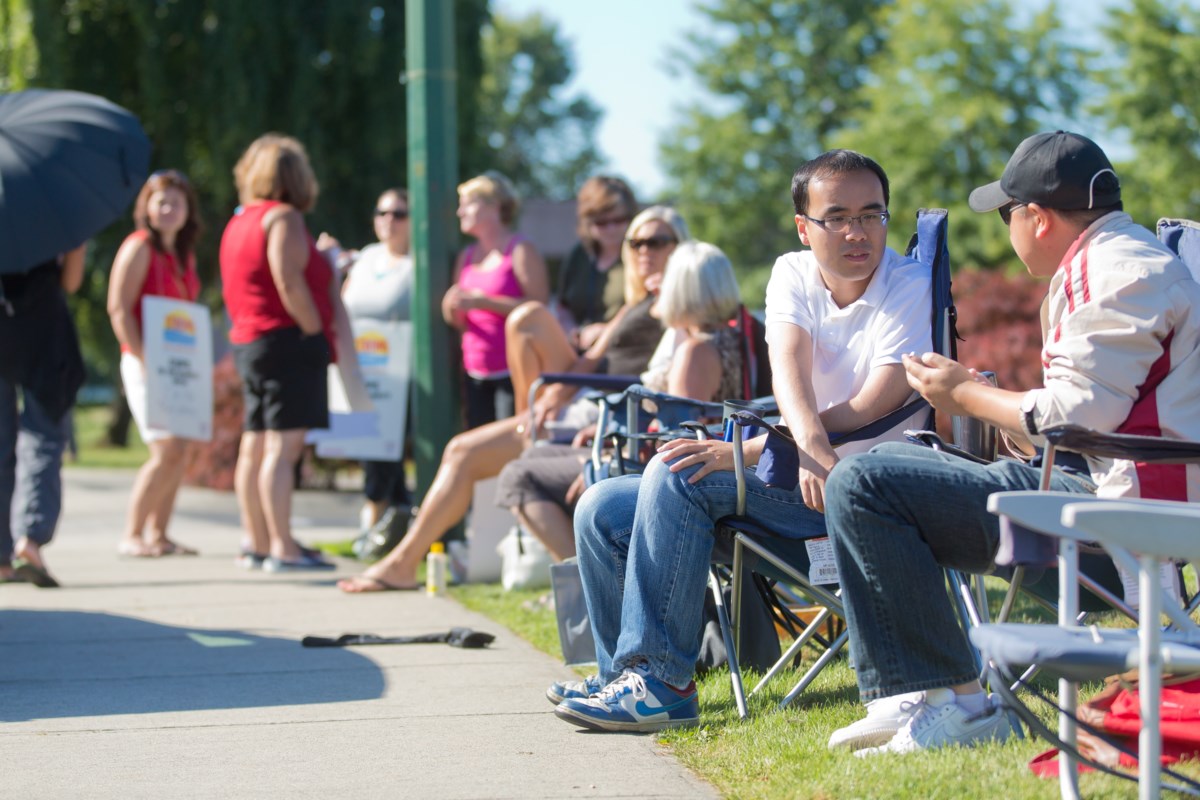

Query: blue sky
[494,0,1116,200]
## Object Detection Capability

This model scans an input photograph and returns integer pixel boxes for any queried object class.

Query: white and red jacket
[1020,212,1200,501]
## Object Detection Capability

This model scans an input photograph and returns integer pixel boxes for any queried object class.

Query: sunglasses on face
[627,235,677,252]
[375,209,410,220]
[998,201,1027,226]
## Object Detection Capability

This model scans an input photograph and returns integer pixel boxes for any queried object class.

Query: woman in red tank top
[107,170,204,558]
[219,133,358,572]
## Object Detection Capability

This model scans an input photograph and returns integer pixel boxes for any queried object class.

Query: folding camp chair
[975,425,1200,800]
[712,208,960,719]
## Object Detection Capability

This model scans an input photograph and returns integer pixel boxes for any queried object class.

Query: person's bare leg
[515,501,576,561]
[340,416,525,591]
[366,498,390,527]
[235,431,269,555]
[120,438,177,554]
[260,429,309,560]
[505,302,579,413]
[145,438,193,552]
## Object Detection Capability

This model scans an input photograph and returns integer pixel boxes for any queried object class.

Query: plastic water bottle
[426,542,448,596]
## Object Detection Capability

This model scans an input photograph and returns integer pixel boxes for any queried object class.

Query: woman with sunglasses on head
[108,170,204,558]
[443,172,549,429]
[337,206,690,593]
[507,205,687,434]
[332,188,415,549]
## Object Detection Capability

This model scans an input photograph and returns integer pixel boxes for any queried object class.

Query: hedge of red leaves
[952,269,1046,393]
[182,353,243,490]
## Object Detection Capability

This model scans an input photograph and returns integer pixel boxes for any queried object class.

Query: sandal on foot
[337,574,419,593]
[12,559,59,588]
[148,540,198,557]
[118,540,157,558]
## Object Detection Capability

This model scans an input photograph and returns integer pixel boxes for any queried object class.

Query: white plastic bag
[497,526,553,591]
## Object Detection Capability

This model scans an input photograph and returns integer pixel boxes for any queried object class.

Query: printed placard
[142,296,213,441]
[310,319,410,461]
[1116,559,1181,611]
[805,536,840,585]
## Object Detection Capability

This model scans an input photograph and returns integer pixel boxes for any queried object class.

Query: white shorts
[119,352,171,443]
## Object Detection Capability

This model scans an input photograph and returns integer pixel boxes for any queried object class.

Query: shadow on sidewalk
[0,610,385,722]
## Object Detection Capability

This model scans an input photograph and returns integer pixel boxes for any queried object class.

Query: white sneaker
[856,691,1012,756]
[828,690,926,750]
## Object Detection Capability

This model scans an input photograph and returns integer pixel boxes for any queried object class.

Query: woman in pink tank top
[442,172,548,428]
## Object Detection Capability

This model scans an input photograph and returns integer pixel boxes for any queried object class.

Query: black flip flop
[12,559,59,588]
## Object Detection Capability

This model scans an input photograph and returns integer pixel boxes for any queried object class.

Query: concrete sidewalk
[0,469,715,800]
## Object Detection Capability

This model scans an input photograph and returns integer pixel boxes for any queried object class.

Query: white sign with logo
[310,319,410,461]
[142,296,214,441]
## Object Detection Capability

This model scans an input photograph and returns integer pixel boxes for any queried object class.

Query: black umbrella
[0,88,150,275]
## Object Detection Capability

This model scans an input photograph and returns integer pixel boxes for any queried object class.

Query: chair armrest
[987,491,1116,542]
[1063,500,1200,564]
[1043,424,1200,463]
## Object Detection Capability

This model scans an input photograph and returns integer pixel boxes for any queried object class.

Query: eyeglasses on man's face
[375,209,409,220]
[998,201,1028,226]
[803,211,889,234]
[626,235,677,251]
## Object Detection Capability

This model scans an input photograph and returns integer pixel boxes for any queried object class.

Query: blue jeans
[824,442,1096,701]
[0,376,67,564]
[574,453,826,688]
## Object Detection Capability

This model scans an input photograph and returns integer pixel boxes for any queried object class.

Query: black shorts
[233,327,330,432]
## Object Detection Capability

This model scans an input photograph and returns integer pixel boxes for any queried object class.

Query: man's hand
[657,438,736,483]
[903,352,978,417]
[796,443,838,513]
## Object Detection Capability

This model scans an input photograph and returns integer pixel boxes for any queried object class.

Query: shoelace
[595,671,648,704]
[890,696,947,745]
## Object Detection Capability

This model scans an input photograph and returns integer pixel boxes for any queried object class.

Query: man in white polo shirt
[549,149,933,732]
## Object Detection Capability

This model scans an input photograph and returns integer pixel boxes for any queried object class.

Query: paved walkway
[0,469,715,800]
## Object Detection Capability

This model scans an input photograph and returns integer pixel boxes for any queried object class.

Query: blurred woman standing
[442,172,549,428]
[108,170,203,557]
[220,133,354,572]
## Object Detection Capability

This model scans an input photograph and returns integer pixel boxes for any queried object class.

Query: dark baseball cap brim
[968,180,1009,213]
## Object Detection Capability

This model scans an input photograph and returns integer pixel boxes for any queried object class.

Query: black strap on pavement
[301,627,495,649]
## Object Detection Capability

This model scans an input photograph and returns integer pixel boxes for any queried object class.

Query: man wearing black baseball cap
[822,131,1200,756]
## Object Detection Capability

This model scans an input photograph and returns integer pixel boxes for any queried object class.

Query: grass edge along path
[452,579,1186,799]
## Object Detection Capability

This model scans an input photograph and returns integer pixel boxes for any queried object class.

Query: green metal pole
[406,0,459,500]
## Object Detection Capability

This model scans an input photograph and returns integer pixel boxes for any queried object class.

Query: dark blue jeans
[824,442,1095,701]
[0,377,67,564]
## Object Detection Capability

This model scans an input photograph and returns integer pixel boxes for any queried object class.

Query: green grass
[451,576,1194,799]
[67,405,149,470]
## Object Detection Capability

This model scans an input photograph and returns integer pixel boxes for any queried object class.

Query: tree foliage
[660,0,889,271]
[1,0,489,383]
[840,0,1087,267]
[1092,0,1200,224]
[476,11,604,199]
[663,0,1190,274]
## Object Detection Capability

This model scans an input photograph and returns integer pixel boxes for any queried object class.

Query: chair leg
[1059,538,1082,800]
[710,567,748,720]
[750,605,836,697]
[778,629,849,711]
[1139,554,1163,800]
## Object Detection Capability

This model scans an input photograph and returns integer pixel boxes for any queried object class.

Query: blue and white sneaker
[554,666,699,732]
[546,674,604,706]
